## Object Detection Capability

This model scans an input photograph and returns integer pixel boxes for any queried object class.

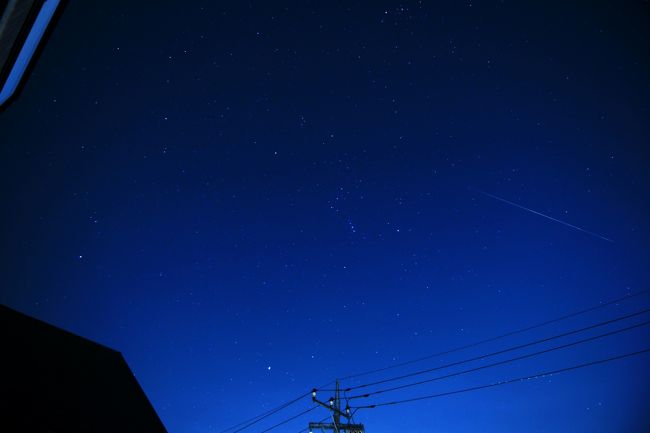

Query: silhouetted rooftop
[0,304,167,433]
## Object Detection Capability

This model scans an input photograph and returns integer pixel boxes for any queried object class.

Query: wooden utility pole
[309,380,365,433]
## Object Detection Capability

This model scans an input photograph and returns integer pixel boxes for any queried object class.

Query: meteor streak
[473,188,614,243]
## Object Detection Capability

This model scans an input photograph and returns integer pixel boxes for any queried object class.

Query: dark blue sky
[1,1,649,432]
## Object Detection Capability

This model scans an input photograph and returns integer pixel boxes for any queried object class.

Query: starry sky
[1,1,650,432]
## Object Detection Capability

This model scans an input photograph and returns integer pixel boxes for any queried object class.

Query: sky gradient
[1,1,649,432]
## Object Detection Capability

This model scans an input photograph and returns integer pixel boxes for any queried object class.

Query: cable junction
[218,289,649,432]
[218,380,335,433]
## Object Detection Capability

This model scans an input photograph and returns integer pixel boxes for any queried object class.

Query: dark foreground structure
[0,304,167,433]
[0,0,64,108]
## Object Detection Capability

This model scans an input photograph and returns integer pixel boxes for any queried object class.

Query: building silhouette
[0,304,168,433]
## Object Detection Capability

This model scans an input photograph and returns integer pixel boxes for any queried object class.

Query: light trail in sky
[473,188,614,243]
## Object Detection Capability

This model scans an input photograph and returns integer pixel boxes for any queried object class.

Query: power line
[259,406,319,433]
[348,319,650,400]
[339,288,650,381]
[327,307,650,392]
[220,380,335,433]
[351,347,650,409]
[222,290,650,432]
[218,391,310,433]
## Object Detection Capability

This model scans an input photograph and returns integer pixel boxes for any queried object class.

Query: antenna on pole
[309,380,365,433]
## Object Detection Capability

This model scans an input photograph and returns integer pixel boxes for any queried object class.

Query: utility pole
[308,380,365,433]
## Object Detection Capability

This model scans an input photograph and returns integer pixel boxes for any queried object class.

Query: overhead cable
[339,289,650,381]
[349,319,650,399]
[331,307,650,392]
[352,347,650,409]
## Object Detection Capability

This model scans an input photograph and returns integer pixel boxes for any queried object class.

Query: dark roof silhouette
[0,304,168,433]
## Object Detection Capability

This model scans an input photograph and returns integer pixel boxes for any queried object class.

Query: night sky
[1,1,650,432]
